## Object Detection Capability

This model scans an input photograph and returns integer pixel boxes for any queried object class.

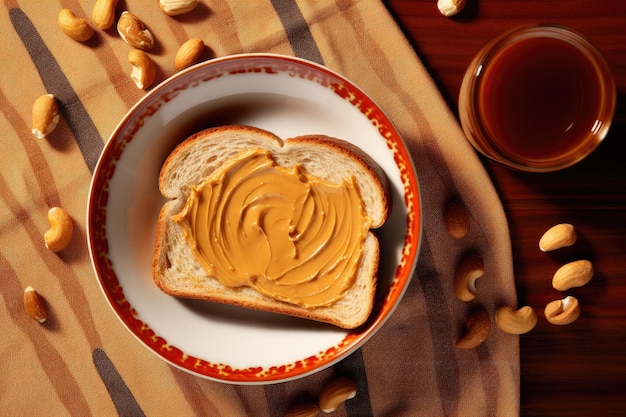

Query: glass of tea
[459,24,616,172]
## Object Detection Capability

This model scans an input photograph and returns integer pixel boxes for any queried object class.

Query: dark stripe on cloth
[0,89,61,209]
[269,0,325,65]
[264,382,287,417]
[93,348,146,417]
[0,169,104,349]
[267,3,373,416]
[415,239,460,416]
[333,348,374,417]
[170,367,222,416]
[0,251,91,416]
[9,8,103,173]
[325,6,467,410]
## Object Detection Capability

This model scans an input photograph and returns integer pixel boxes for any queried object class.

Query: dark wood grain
[384,1,626,415]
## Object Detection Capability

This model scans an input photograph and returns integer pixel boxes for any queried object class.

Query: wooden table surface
[385,1,626,416]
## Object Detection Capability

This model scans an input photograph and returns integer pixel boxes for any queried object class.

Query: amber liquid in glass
[477,36,602,164]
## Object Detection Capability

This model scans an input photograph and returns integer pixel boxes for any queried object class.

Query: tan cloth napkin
[0,1,519,416]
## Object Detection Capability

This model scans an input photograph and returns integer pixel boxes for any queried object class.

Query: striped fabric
[1,1,519,416]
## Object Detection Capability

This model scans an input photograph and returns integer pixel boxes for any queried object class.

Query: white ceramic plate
[87,54,421,384]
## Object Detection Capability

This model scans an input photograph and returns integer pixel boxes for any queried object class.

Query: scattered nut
[437,0,467,17]
[92,0,119,30]
[552,259,594,291]
[128,49,156,89]
[539,223,577,252]
[318,377,356,413]
[58,8,94,42]
[545,296,581,325]
[284,402,320,417]
[117,11,154,51]
[159,0,200,16]
[44,207,73,252]
[175,38,205,70]
[24,286,48,323]
[444,199,470,239]
[495,306,537,334]
[31,94,60,139]
[455,309,490,349]
[453,253,483,302]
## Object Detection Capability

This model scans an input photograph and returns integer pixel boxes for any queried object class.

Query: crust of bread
[152,125,390,329]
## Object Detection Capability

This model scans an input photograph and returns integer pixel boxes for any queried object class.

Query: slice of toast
[152,125,390,329]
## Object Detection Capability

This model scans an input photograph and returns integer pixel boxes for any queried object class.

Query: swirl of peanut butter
[172,149,373,308]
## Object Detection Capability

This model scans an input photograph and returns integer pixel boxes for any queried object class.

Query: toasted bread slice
[152,125,390,328]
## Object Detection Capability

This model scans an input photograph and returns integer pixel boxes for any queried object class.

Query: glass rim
[459,24,616,173]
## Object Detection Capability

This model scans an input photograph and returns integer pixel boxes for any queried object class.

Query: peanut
[552,260,594,291]
[539,223,577,252]
[92,0,119,30]
[31,94,60,139]
[443,199,470,239]
[159,0,199,16]
[175,38,205,70]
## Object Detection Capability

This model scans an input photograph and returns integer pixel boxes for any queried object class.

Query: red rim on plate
[87,54,421,383]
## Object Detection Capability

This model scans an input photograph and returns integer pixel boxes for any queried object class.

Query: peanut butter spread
[172,149,373,308]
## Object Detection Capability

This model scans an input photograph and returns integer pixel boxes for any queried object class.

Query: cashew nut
[552,259,594,291]
[128,49,156,90]
[455,309,491,349]
[495,305,537,334]
[58,8,94,42]
[44,207,73,252]
[454,253,484,302]
[437,0,467,17]
[544,296,580,325]
[318,377,357,413]
[284,402,320,417]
